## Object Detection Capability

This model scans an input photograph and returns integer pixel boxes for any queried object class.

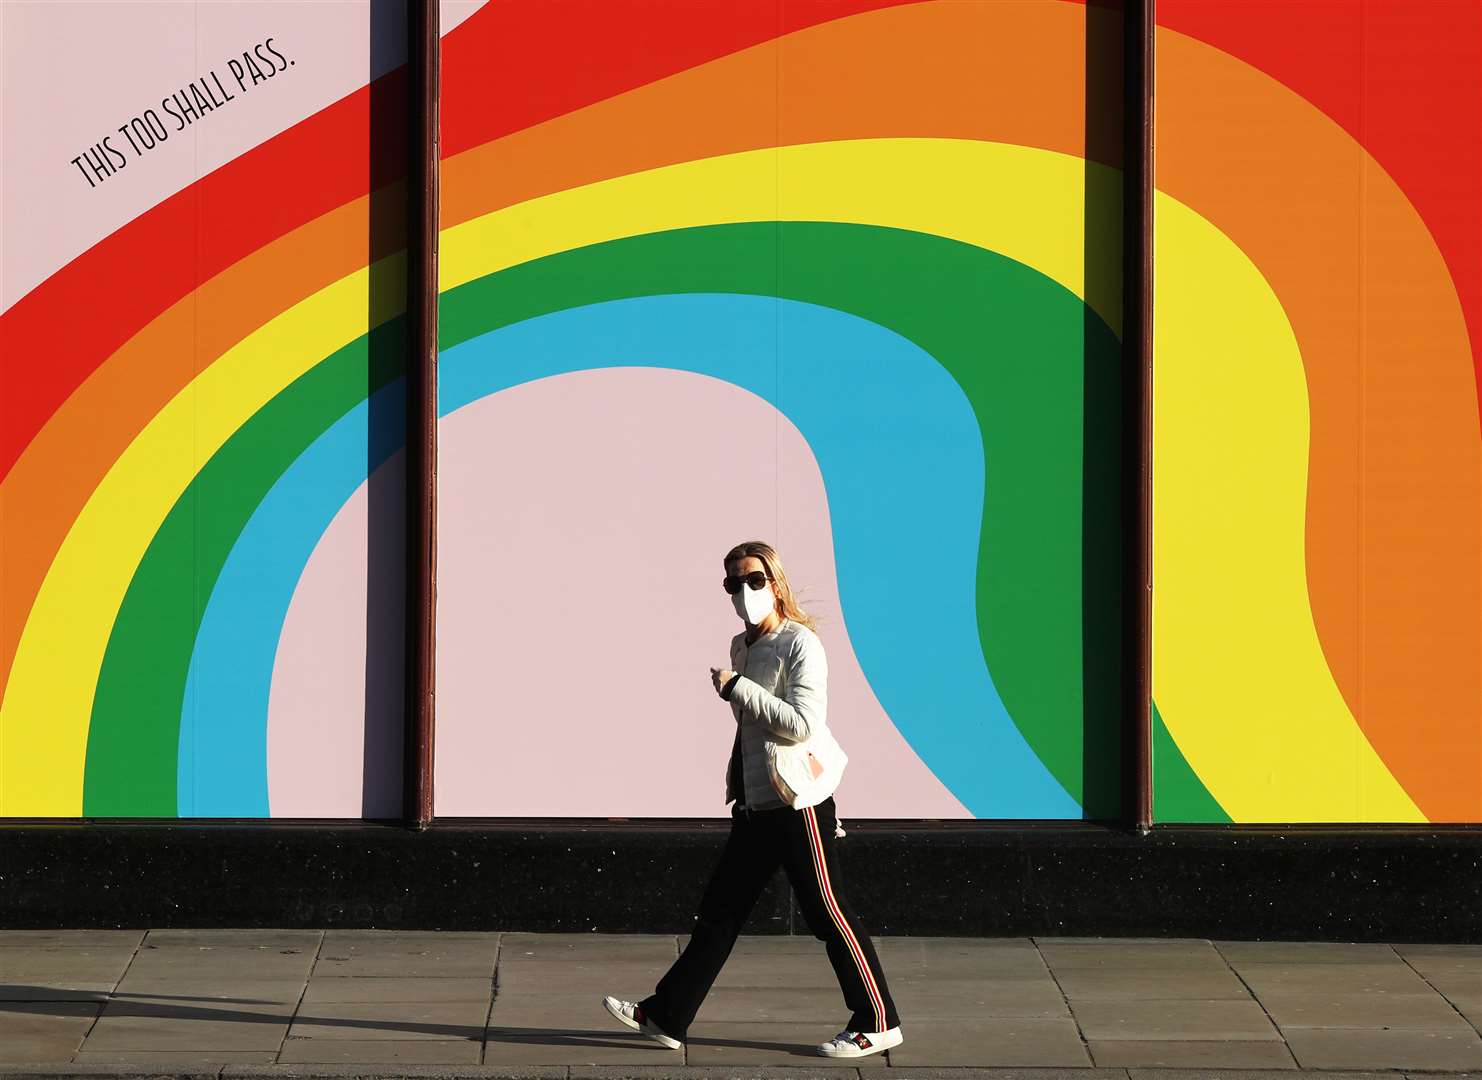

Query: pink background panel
[432,367,970,819]
[268,452,405,818]
[1,0,485,310]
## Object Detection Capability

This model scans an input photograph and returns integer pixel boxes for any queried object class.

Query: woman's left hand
[710,667,736,695]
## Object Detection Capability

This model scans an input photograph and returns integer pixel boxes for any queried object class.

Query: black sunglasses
[722,571,772,594]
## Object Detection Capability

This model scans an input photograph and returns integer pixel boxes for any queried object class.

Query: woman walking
[603,540,903,1059]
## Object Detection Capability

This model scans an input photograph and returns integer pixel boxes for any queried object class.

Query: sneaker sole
[817,1031,903,1058]
[603,996,681,1050]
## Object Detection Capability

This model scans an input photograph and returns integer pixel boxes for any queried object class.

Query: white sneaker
[817,1025,903,1058]
[602,994,682,1049]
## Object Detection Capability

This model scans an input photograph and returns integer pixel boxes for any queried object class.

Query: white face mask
[732,580,777,626]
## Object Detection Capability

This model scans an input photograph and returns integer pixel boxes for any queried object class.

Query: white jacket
[723,618,849,810]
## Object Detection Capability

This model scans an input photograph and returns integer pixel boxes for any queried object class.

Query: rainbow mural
[1152,0,1482,824]
[0,0,1477,822]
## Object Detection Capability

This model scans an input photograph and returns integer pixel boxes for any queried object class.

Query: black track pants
[639,796,899,1040]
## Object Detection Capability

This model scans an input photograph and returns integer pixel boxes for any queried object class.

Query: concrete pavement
[0,931,1478,1072]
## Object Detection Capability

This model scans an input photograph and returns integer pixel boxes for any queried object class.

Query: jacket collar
[740,617,791,647]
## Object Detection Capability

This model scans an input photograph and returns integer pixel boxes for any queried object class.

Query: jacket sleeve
[729,633,827,744]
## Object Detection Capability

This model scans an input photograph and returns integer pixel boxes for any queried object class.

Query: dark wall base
[3,821,1477,942]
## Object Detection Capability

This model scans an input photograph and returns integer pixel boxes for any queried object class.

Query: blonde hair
[723,540,818,633]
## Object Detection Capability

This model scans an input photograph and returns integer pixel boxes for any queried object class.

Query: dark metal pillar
[1127,0,1155,832]
[405,0,440,829]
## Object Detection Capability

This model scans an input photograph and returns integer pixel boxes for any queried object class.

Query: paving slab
[492,983,619,1025]
[887,979,1066,1023]
[878,949,1053,978]
[1233,962,1431,998]
[1126,1071,1390,1080]
[1214,942,1401,965]
[1071,1001,1281,1042]
[878,935,1039,949]
[1394,949,1482,983]
[0,932,144,951]
[682,1022,884,1067]
[497,961,672,982]
[1043,954,1227,965]
[0,1002,100,1063]
[1089,1040,1299,1069]
[315,936,499,979]
[887,964,1058,983]
[501,935,676,956]
[301,977,493,1004]
[111,977,308,1004]
[499,948,677,967]
[876,982,1072,1021]
[1445,991,1482,1029]
[1039,946,1232,974]
[221,1068,564,1079]
[142,931,323,951]
[287,1001,491,1041]
[1043,957,1235,976]
[497,952,670,972]
[572,1067,876,1080]
[230,1068,568,1079]
[123,946,317,982]
[1052,969,1251,1002]
[70,1050,281,1064]
[0,1069,219,1080]
[482,1026,685,1066]
[322,931,504,944]
[1395,944,1482,958]
[883,1018,1091,1068]
[88,995,293,1029]
[276,1038,483,1063]
[1255,990,1474,1030]
[500,933,671,943]
[496,961,673,994]
[876,939,1042,964]
[80,1006,292,1053]
[0,949,138,983]
[0,982,114,1002]
[1425,972,1482,1002]
[880,971,1055,992]
[1035,938,1213,947]
[876,1071,1111,1080]
[1282,1026,1482,1071]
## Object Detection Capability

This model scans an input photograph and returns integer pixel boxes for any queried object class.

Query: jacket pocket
[776,741,826,804]
[766,743,799,804]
